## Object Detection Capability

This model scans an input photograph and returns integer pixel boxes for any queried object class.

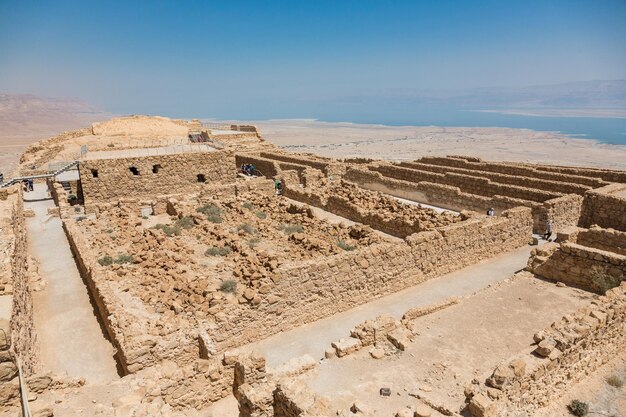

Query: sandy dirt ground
[302,274,593,416]
[241,119,626,169]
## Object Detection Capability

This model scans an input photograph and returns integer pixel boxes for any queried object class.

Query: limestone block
[535,337,556,357]
[332,337,361,357]
[387,327,413,351]
[468,393,496,417]
[414,403,433,417]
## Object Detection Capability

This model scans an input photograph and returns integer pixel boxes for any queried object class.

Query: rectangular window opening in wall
[197,174,206,183]
[130,167,140,176]
[152,164,162,174]
[91,169,99,178]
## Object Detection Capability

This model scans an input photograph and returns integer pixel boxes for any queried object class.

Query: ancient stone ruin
[1,116,624,416]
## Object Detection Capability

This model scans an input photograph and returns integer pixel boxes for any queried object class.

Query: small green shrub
[76,216,87,222]
[242,201,254,210]
[142,215,148,220]
[67,194,77,201]
[74,207,81,213]
[205,246,232,257]
[98,255,113,266]
[337,240,356,251]
[568,400,589,416]
[154,223,181,237]
[195,202,224,222]
[255,211,267,219]
[175,216,195,230]
[114,254,133,264]
[248,237,261,248]
[219,279,237,293]
[238,223,257,235]
[106,229,114,234]
[278,223,304,235]
[590,265,621,293]
[607,375,624,388]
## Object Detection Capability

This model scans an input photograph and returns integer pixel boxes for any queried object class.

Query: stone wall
[468,282,626,416]
[399,161,591,195]
[1,186,38,407]
[527,241,626,293]
[576,226,626,256]
[418,156,609,187]
[342,167,572,233]
[79,150,236,209]
[208,206,532,354]
[578,183,626,232]
[372,164,563,203]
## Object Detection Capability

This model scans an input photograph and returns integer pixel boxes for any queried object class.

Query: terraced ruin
[0,116,624,417]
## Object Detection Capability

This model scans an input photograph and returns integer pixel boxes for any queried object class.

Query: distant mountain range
[0,94,110,139]
[332,80,626,112]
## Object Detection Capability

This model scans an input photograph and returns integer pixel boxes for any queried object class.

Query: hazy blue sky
[1,0,625,119]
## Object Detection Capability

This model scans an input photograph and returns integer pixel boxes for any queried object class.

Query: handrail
[15,356,32,417]
[1,161,79,188]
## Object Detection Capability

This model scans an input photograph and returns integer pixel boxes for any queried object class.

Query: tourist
[544,220,553,241]
[0,172,4,184]
[487,207,495,217]
[28,178,34,191]
[274,179,283,195]
[22,179,29,192]
[248,163,255,176]
[240,164,246,175]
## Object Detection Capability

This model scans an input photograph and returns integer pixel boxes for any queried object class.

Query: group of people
[240,163,255,176]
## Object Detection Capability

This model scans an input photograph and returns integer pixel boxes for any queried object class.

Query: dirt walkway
[25,183,119,384]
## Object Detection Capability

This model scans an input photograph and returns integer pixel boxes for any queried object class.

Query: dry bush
[219,280,237,293]
[590,265,621,293]
[337,240,356,251]
[606,375,624,388]
[197,203,223,223]
[205,246,232,257]
[568,400,589,416]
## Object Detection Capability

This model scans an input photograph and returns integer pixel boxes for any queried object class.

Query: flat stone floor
[26,183,119,384]
[82,143,215,160]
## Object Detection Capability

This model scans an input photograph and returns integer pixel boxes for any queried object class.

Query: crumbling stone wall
[578,183,626,232]
[536,194,584,234]
[418,156,610,187]
[399,161,591,195]
[468,282,626,416]
[209,207,531,353]
[79,150,236,209]
[0,186,38,407]
[372,164,563,203]
[528,240,625,293]
[576,226,626,256]
[284,181,461,238]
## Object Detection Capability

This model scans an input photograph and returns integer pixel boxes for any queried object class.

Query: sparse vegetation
[67,194,77,202]
[219,279,237,293]
[238,223,257,235]
[337,240,356,251]
[197,203,223,223]
[74,207,81,213]
[114,254,134,264]
[205,246,232,257]
[248,237,261,248]
[106,229,114,234]
[174,216,195,230]
[107,143,115,148]
[606,375,624,388]
[255,211,267,219]
[568,400,589,416]
[76,216,87,222]
[97,255,113,266]
[277,223,304,235]
[142,215,148,220]
[242,201,254,210]
[590,265,621,293]
[154,223,181,237]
